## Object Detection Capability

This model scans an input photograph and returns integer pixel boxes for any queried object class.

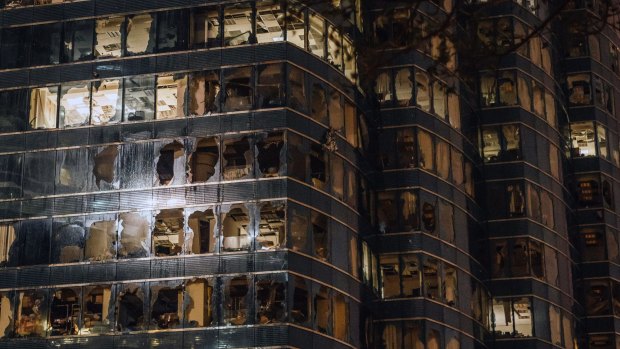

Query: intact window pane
[256,0,284,43]
[62,19,94,63]
[396,128,416,168]
[0,89,29,132]
[308,12,326,58]
[126,14,155,55]
[309,142,326,189]
[257,63,285,108]
[95,17,124,59]
[418,130,434,171]
[118,212,151,258]
[1,26,32,69]
[517,75,531,110]
[395,68,413,106]
[91,79,122,125]
[531,81,544,117]
[289,65,307,112]
[451,149,463,186]
[597,124,608,159]
[223,66,253,112]
[222,136,252,180]
[586,280,611,316]
[189,70,220,115]
[223,3,253,46]
[311,82,328,124]
[0,155,22,199]
[60,81,91,127]
[415,71,430,111]
[124,76,155,121]
[433,81,446,118]
[331,155,344,200]
[31,22,61,66]
[544,91,556,126]
[439,200,454,243]
[345,101,358,147]
[436,139,450,180]
[157,10,189,52]
[156,74,187,119]
[191,6,220,48]
[329,90,343,133]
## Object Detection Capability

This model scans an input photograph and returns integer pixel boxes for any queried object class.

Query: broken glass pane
[256,274,286,323]
[309,143,326,189]
[291,276,309,324]
[256,132,284,177]
[311,82,329,124]
[84,214,117,261]
[256,0,284,43]
[187,208,217,254]
[223,3,253,46]
[415,71,430,111]
[15,290,48,337]
[223,276,250,325]
[223,66,253,112]
[189,70,220,115]
[308,12,325,58]
[257,64,285,108]
[314,285,331,334]
[312,211,328,261]
[221,204,251,252]
[395,68,412,106]
[126,14,155,55]
[91,79,122,125]
[156,74,187,119]
[115,283,147,332]
[183,278,214,327]
[93,145,120,190]
[289,206,308,252]
[150,281,183,329]
[0,292,13,338]
[222,136,253,180]
[49,288,80,336]
[56,147,93,194]
[153,209,184,257]
[51,217,85,264]
[118,212,150,258]
[258,201,285,250]
[188,137,219,183]
[82,285,113,334]
[124,76,155,121]
[95,17,124,59]
[60,81,91,127]
[191,6,221,49]
[156,141,186,186]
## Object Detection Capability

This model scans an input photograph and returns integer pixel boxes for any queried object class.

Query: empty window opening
[257,64,285,108]
[223,3,253,46]
[189,137,219,183]
[82,286,112,334]
[49,288,80,336]
[498,71,517,106]
[189,70,220,115]
[491,297,533,337]
[156,74,187,119]
[60,82,91,127]
[157,10,188,52]
[256,277,286,323]
[184,279,213,327]
[153,209,184,256]
[287,4,305,48]
[93,145,119,189]
[150,284,183,329]
[156,141,185,185]
[223,136,252,180]
[190,7,220,49]
[15,290,47,337]
[567,74,591,105]
[94,17,124,59]
[257,132,284,177]
[224,276,249,325]
[571,121,596,157]
[312,212,328,260]
[258,202,285,250]
[91,79,122,125]
[187,209,216,254]
[126,14,155,55]
[116,285,146,332]
[84,217,116,261]
[0,292,12,338]
[118,213,150,258]
[223,66,253,112]
[314,286,331,334]
[222,205,250,252]
[29,86,59,129]
[256,0,284,43]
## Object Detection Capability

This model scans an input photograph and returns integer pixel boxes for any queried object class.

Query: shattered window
[118,212,150,259]
[327,25,343,70]
[287,132,307,181]
[289,65,307,112]
[498,71,517,106]
[51,217,85,264]
[123,76,155,121]
[400,191,418,231]
[567,74,592,105]
[314,285,331,333]
[480,73,497,106]
[95,17,124,59]
[0,154,23,199]
[223,3,253,46]
[311,81,329,124]
[377,191,397,233]
[257,132,284,178]
[49,288,80,336]
[62,19,94,63]
[380,255,400,298]
[224,276,250,325]
[0,292,13,338]
[308,12,326,58]
[82,286,113,334]
[345,101,358,147]
[91,79,122,125]
[223,66,253,112]
[115,284,147,331]
[153,209,184,257]
[289,206,309,252]
[157,10,189,52]
[258,201,285,250]
[375,71,392,106]
[222,136,252,180]
[187,208,216,254]
[156,74,187,119]
[93,145,119,190]
[15,290,48,337]
[126,14,155,55]
[256,274,286,323]
[150,281,183,329]
[287,3,305,48]
[444,266,457,306]
[191,6,220,49]
[433,81,447,118]
[221,205,251,252]
[309,142,326,189]
[84,214,117,261]
[401,254,421,297]
[156,141,185,186]
[0,89,29,132]
[415,71,430,111]
[189,137,219,183]
[184,279,214,328]
[418,129,434,171]
[331,155,344,200]
[394,68,414,107]
[333,293,348,340]
[257,63,285,108]
[256,0,284,43]
[189,70,220,115]
[31,22,61,66]
[423,257,440,300]
[60,81,91,127]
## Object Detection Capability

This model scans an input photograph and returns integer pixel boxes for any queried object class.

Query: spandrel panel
[15,289,49,337]
[95,17,124,59]
[118,212,151,258]
[0,154,22,199]
[0,89,29,133]
[84,214,117,261]
[157,10,189,52]
[124,76,155,121]
[115,283,148,332]
[91,79,122,125]
[1,26,32,69]
[49,287,81,336]
[256,0,284,43]
[156,74,187,119]
[183,278,215,328]
[121,142,156,189]
[60,82,91,128]
[190,6,221,49]
[156,141,186,186]
[23,151,56,197]
[81,285,114,334]
[51,217,86,264]
[31,22,61,66]
[149,280,184,330]
[62,19,95,63]
[223,3,253,46]
[189,70,221,115]
[29,87,59,129]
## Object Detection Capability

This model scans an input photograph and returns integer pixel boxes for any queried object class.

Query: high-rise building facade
[0,0,618,348]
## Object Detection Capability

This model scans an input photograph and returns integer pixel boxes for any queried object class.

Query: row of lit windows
[567,73,615,113]
[0,201,359,276]
[0,2,356,81]
[0,274,353,343]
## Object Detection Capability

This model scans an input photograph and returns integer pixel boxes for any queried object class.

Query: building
[0,0,618,348]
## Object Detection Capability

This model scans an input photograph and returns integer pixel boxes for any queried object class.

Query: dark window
[62,20,94,63]
[191,6,221,48]
[0,89,29,133]
[223,67,253,112]
[1,26,32,69]
[157,10,189,52]
[31,22,61,66]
